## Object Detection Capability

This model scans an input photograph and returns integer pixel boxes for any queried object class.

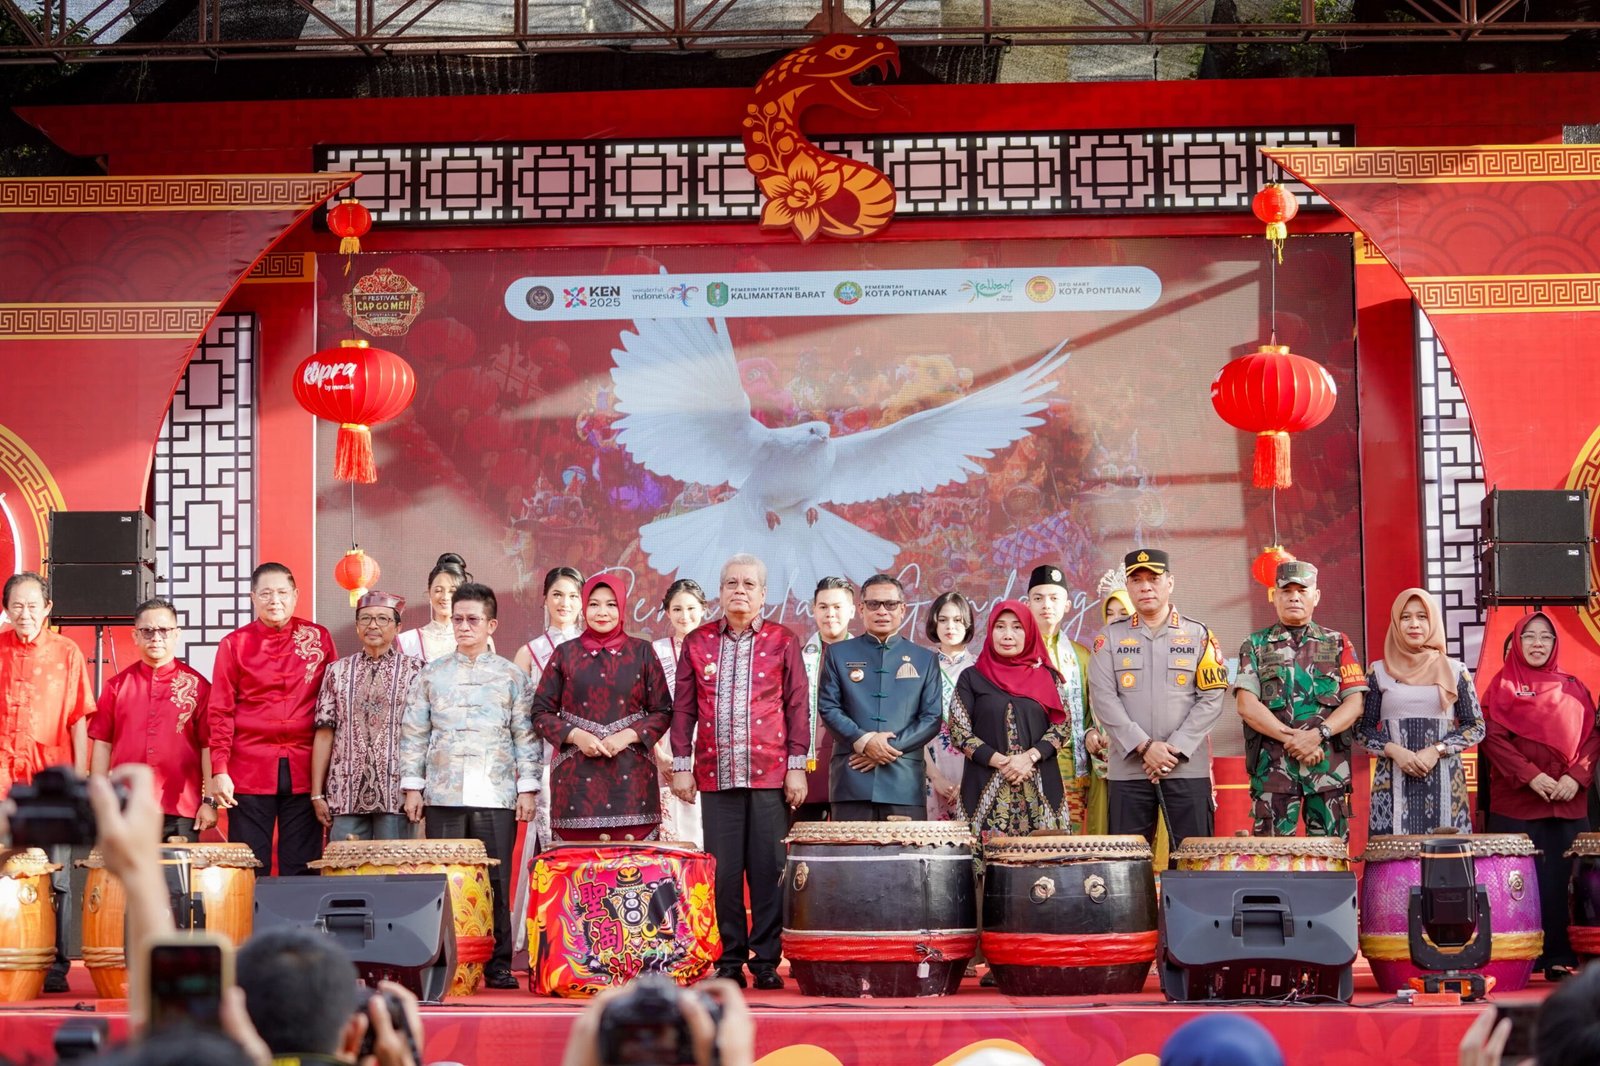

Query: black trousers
[426,805,516,973]
[230,758,321,877]
[830,801,925,821]
[790,802,830,823]
[1108,777,1213,859]
[701,788,788,971]
[1489,812,1587,968]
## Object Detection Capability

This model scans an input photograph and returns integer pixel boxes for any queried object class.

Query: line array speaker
[48,511,154,566]
[1481,489,1590,544]
[1479,542,1592,607]
[48,563,155,624]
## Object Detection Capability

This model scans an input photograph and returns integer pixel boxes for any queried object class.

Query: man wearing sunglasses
[89,597,215,843]
[817,574,944,821]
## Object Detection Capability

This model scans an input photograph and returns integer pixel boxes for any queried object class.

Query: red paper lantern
[334,547,381,608]
[1211,344,1337,489]
[1251,545,1296,588]
[327,198,372,275]
[293,339,417,483]
[1252,184,1299,263]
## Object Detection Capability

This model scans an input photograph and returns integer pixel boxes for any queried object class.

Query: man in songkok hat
[1027,563,1098,833]
[312,589,426,841]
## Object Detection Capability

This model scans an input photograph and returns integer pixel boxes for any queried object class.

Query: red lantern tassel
[334,423,378,483]
[1253,431,1292,489]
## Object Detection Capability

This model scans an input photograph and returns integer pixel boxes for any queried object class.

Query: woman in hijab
[529,575,674,842]
[1481,610,1600,980]
[946,600,1072,838]
[1357,588,1485,836]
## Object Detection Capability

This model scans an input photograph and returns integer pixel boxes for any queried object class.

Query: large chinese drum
[1172,835,1350,873]
[1359,834,1542,992]
[983,835,1157,996]
[782,822,977,998]
[80,842,259,999]
[311,839,496,997]
[529,841,718,998]
[0,850,59,1002]
[1567,834,1600,959]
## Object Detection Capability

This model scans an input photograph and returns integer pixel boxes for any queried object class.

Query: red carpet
[0,958,1541,1064]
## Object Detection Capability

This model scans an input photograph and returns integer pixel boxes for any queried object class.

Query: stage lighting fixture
[1408,837,1492,1000]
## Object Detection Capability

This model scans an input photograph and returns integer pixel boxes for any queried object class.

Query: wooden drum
[0,849,59,1002]
[983,835,1157,997]
[1360,834,1542,992]
[80,842,259,999]
[1567,834,1600,960]
[311,839,496,998]
[782,822,977,998]
[1172,835,1350,873]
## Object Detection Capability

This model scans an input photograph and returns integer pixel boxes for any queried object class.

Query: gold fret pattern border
[1263,146,1600,186]
[0,174,357,213]
[0,302,215,339]
[0,422,68,556]
[1352,231,1387,266]
[1409,273,1600,314]
[243,253,315,284]
[1565,424,1600,651]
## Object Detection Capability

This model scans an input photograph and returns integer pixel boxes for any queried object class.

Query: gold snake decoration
[743,34,901,242]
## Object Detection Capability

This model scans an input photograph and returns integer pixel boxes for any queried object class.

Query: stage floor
[2,960,1537,1065]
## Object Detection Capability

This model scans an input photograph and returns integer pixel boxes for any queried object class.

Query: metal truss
[0,0,1590,66]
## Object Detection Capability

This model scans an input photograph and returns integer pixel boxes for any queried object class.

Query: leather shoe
[43,972,69,994]
[484,968,520,991]
[752,969,784,991]
[714,966,747,988]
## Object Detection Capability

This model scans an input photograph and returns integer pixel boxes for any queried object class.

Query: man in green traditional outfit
[1028,564,1098,833]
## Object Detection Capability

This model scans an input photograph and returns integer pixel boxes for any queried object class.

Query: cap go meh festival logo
[0,423,67,593]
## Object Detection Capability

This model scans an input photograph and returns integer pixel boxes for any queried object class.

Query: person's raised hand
[1457,1004,1509,1066]
[90,764,162,882]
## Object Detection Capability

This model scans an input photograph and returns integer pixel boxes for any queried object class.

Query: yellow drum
[0,849,60,1002]
[79,842,259,999]
[1171,835,1350,873]
[311,839,497,997]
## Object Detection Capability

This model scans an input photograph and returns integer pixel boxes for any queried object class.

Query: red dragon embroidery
[743,34,901,242]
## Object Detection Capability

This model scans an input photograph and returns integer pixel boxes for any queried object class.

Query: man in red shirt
[207,563,336,875]
[670,553,809,990]
[89,597,216,842]
[1,569,95,991]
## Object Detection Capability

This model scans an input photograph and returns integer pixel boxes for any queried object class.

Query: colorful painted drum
[782,821,977,998]
[1360,834,1542,992]
[0,849,60,1002]
[982,835,1157,997]
[1566,834,1600,959]
[79,843,259,999]
[311,839,497,998]
[1172,835,1350,873]
[529,841,718,998]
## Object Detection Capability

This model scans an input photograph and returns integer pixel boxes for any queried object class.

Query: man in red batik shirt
[1,569,96,991]
[89,597,215,842]
[207,562,336,875]
[670,553,809,991]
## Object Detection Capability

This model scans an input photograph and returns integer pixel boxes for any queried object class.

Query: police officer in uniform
[1232,560,1367,838]
[1088,549,1227,849]
[817,574,944,820]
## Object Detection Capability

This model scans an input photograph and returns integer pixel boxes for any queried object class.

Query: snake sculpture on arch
[742,34,901,242]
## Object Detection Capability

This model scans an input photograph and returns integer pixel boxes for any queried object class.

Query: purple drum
[1565,833,1600,960]
[1359,834,1541,993]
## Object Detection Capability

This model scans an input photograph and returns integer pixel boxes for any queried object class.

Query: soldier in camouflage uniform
[1232,561,1367,837]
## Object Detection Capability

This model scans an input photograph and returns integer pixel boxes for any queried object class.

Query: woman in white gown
[651,578,707,846]
[395,553,480,662]
[924,590,976,820]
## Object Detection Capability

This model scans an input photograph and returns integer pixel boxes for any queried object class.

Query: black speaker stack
[47,511,155,625]
[1478,489,1593,607]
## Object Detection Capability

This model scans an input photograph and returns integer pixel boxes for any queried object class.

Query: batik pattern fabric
[529,636,673,832]
[1358,660,1483,835]
[315,647,427,816]
[529,843,719,997]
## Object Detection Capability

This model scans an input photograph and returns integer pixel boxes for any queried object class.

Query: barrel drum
[982,834,1157,997]
[1172,835,1350,873]
[1568,834,1600,960]
[782,822,977,998]
[0,850,59,1002]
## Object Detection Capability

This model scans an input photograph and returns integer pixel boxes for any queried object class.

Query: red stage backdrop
[312,235,1360,661]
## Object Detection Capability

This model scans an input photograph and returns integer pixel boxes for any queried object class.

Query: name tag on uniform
[896,656,920,679]
[1172,657,1195,669]
[848,663,867,683]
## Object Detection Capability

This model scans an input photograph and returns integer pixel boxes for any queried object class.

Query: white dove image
[609,316,1071,601]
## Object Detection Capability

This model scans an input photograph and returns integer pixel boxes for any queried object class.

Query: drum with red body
[1359,834,1541,992]
[529,841,718,998]
[1565,834,1600,960]
[982,835,1157,996]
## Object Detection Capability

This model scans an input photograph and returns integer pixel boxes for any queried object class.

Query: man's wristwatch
[310,793,327,802]
[201,795,218,808]
[1316,724,1332,742]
